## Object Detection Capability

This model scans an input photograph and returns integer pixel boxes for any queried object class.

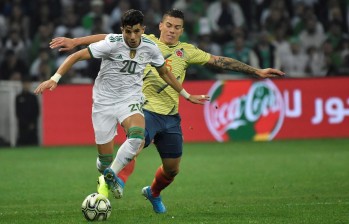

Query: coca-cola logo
[204,79,284,142]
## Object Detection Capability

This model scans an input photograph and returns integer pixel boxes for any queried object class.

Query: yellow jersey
[142,34,211,115]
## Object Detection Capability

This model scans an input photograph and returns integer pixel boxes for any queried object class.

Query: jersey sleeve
[87,34,113,59]
[186,44,211,65]
[150,45,165,68]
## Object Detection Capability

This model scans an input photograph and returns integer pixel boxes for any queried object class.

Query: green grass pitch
[0,139,348,224]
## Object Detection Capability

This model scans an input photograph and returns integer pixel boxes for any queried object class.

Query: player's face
[121,24,145,48]
[159,16,184,45]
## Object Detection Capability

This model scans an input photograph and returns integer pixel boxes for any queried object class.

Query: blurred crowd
[0,0,349,83]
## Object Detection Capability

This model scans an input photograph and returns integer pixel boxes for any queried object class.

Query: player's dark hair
[121,9,144,27]
[162,9,184,21]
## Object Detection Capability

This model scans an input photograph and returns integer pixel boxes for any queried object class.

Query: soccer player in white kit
[34,9,209,198]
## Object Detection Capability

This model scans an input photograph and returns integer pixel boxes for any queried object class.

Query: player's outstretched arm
[34,48,91,94]
[50,34,107,51]
[156,65,210,105]
[207,55,285,78]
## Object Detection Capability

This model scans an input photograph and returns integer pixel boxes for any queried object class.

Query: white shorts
[92,97,144,144]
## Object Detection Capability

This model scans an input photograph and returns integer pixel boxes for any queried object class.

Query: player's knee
[164,168,179,178]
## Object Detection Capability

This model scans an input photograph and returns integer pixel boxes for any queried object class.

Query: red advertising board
[42,77,349,146]
[42,85,95,146]
[273,77,349,139]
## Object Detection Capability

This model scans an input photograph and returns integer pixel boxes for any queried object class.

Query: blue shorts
[144,110,183,158]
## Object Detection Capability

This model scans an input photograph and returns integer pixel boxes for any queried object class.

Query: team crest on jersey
[130,50,136,59]
[175,49,184,58]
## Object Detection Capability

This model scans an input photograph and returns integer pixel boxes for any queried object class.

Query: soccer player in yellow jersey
[50,9,284,213]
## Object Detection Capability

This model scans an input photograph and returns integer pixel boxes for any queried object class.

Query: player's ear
[120,27,124,33]
[142,26,146,33]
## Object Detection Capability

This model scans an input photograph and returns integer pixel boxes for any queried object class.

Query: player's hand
[49,37,76,51]
[187,94,210,105]
[34,80,58,95]
[255,68,285,78]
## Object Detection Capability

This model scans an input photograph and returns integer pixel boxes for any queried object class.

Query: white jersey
[88,34,165,105]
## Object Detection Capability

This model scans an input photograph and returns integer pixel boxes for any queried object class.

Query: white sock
[110,138,142,175]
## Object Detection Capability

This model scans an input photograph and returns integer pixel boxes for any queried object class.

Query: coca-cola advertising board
[180,77,349,142]
[42,77,349,146]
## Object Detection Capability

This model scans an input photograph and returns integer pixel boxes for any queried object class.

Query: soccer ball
[81,193,112,221]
